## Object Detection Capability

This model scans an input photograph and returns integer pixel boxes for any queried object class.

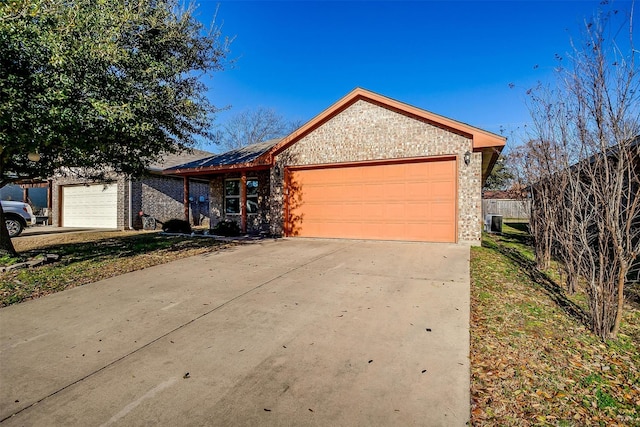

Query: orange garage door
[284,159,457,242]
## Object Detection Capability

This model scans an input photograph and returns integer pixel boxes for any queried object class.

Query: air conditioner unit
[485,214,503,233]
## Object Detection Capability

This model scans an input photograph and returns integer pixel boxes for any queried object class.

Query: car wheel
[5,218,24,238]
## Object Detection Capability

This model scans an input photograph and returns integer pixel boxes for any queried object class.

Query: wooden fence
[482,199,531,221]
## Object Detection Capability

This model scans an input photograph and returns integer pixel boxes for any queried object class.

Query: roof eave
[479,145,505,185]
[163,158,273,176]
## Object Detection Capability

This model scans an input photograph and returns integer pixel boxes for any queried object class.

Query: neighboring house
[1,181,51,223]
[50,149,213,229]
[167,88,506,245]
[1,180,54,225]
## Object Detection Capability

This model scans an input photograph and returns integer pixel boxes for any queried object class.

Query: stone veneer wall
[270,99,483,244]
[209,170,270,234]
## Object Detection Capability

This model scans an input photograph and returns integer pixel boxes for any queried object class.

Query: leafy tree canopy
[484,154,514,191]
[0,0,231,187]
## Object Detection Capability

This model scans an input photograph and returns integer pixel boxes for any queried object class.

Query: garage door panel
[62,184,118,228]
[430,181,455,197]
[382,203,407,218]
[376,181,405,195]
[405,203,437,221]
[406,183,437,199]
[341,203,362,219]
[432,202,456,218]
[285,159,457,242]
[379,169,406,182]
[428,160,454,174]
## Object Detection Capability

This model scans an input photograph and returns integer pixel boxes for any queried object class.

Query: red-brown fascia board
[163,160,273,176]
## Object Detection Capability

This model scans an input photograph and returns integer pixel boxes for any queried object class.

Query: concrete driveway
[0,239,471,426]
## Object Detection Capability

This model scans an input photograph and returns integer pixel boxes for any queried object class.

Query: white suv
[1,200,36,237]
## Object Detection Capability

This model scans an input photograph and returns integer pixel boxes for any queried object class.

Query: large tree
[0,0,230,254]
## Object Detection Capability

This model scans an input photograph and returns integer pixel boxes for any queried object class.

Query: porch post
[240,172,247,234]
[183,177,190,223]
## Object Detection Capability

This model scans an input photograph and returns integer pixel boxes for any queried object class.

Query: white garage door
[62,184,118,228]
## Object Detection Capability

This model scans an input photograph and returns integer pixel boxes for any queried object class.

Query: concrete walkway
[0,239,471,426]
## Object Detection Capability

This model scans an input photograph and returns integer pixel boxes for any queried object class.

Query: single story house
[50,149,213,229]
[166,88,506,245]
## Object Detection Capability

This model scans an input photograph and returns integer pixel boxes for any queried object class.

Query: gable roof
[272,88,506,182]
[271,88,505,155]
[165,88,506,179]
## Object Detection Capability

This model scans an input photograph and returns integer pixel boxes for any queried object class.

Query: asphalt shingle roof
[148,148,214,172]
[165,138,281,172]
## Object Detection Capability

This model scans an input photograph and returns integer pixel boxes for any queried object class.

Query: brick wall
[271,99,483,244]
[51,174,128,229]
[138,175,209,226]
[51,173,209,230]
[130,180,143,229]
[208,170,270,234]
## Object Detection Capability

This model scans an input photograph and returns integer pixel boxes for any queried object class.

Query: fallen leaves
[470,229,640,426]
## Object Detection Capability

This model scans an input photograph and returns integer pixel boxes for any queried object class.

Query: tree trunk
[0,202,18,257]
[565,269,577,295]
[535,230,552,270]
[611,262,627,338]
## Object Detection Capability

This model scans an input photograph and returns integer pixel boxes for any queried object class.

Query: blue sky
[194,0,636,153]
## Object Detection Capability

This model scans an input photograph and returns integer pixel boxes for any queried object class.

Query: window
[225,178,259,214]
[224,179,240,214]
[246,178,259,213]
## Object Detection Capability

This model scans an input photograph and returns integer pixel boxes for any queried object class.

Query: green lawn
[0,232,228,307]
[470,224,639,426]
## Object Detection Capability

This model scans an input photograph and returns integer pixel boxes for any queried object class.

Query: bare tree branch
[521,6,639,340]
[215,107,297,151]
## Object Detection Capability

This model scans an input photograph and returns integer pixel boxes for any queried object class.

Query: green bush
[162,219,192,234]
[211,220,240,237]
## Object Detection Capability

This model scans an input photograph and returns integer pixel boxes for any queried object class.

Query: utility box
[485,214,503,233]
